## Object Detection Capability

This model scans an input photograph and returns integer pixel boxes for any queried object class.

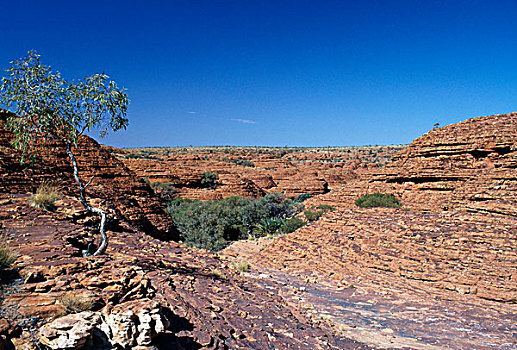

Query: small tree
[0,50,129,256]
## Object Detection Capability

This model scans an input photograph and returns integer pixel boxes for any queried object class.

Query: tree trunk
[66,143,108,256]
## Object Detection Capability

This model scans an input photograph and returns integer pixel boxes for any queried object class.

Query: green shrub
[29,181,60,210]
[317,204,335,212]
[0,243,17,269]
[280,217,306,233]
[305,210,323,222]
[255,217,285,236]
[166,192,304,251]
[294,193,312,203]
[200,171,219,189]
[355,193,401,208]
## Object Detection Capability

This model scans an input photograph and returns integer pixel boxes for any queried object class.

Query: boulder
[38,300,169,349]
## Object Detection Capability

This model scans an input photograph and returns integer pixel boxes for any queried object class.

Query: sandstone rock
[38,300,169,350]
[102,299,169,348]
[39,311,102,349]
[0,109,179,240]
[118,146,393,201]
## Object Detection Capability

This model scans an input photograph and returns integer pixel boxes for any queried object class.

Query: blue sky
[0,0,516,147]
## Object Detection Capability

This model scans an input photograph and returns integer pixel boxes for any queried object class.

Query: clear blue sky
[0,1,516,147]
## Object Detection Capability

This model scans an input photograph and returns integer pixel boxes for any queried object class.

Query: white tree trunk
[66,143,108,256]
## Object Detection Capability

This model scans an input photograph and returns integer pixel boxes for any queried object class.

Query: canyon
[0,109,516,349]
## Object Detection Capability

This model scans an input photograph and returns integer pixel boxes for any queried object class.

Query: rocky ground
[0,194,370,349]
[225,112,517,348]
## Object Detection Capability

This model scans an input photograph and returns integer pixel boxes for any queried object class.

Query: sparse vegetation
[294,193,312,203]
[59,291,97,314]
[223,158,255,167]
[304,209,323,222]
[316,204,335,212]
[231,260,249,272]
[0,243,17,269]
[355,193,401,208]
[144,179,178,202]
[279,216,306,234]
[29,181,60,210]
[304,204,335,222]
[201,171,219,189]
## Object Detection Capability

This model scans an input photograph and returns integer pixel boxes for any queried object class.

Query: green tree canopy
[0,50,129,256]
[0,50,128,161]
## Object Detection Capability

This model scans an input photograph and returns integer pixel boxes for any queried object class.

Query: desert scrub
[59,291,96,314]
[316,204,335,212]
[200,171,219,189]
[279,216,306,233]
[29,181,60,210]
[167,192,304,251]
[304,209,323,222]
[355,193,401,208]
[224,158,255,167]
[231,260,249,272]
[293,193,312,203]
[0,243,17,269]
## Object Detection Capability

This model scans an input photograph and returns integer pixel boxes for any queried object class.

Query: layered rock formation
[0,194,368,349]
[310,112,517,215]
[237,112,517,348]
[0,109,178,240]
[118,146,401,201]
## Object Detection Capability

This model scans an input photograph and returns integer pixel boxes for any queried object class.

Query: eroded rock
[38,300,169,350]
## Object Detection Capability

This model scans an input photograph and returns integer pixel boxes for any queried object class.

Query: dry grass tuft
[29,181,61,210]
[231,260,249,273]
[0,243,17,269]
[59,291,96,314]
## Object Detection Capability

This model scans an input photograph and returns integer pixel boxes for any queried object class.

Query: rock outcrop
[0,194,368,349]
[236,112,517,348]
[39,300,169,349]
[310,112,517,215]
[0,109,178,240]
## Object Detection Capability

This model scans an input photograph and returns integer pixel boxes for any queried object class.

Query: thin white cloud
[231,118,257,124]
[188,111,197,114]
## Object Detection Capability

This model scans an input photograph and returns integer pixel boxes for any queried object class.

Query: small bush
[231,260,249,272]
[280,217,306,233]
[255,217,285,236]
[29,181,60,210]
[355,193,401,208]
[201,171,219,189]
[151,181,178,202]
[305,210,323,222]
[224,158,255,167]
[59,291,96,314]
[0,244,17,269]
[293,193,312,203]
[317,204,335,212]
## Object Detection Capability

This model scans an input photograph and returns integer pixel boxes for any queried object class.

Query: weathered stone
[39,311,102,349]
[102,299,169,348]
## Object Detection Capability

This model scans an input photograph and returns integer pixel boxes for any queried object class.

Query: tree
[0,50,129,256]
